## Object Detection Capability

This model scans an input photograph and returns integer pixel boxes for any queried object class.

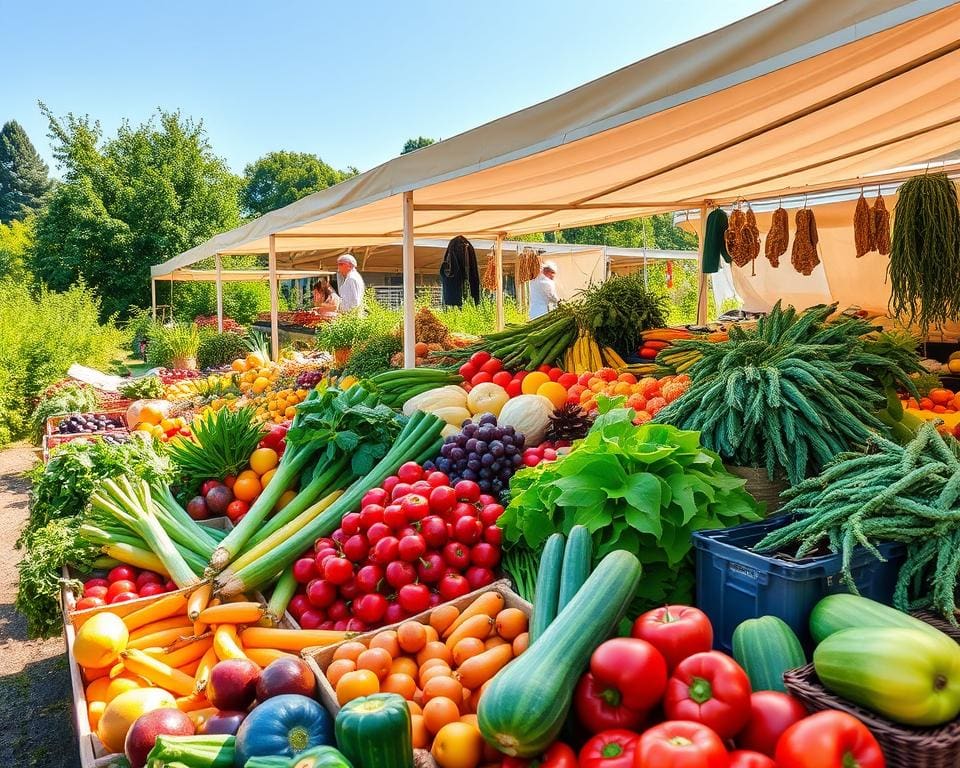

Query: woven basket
[783,612,960,768]
[724,464,789,516]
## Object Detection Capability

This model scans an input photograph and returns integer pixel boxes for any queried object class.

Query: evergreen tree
[402,136,436,154]
[0,120,53,223]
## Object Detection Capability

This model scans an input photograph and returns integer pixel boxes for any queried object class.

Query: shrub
[146,323,201,368]
[0,281,122,445]
[197,331,248,369]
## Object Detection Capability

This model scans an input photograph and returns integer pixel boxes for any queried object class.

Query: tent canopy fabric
[156,0,960,277]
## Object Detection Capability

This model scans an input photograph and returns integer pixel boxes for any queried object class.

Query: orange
[451,637,485,667]
[356,647,393,680]
[419,663,453,688]
[536,381,567,409]
[237,468,259,482]
[423,696,461,734]
[391,656,419,678]
[494,608,528,640]
[85,677,112,704]
[431,721,483,768]
[417,641,453,668]
[407,700,423,716]
[326,659,357,688]
[397,621,427,654]
[521,371,551,395]
[369,630,401,659]
[246,352,266,368]
[422,675,463,705]
[249,447,279,475]
[87,700,106,731]
[333,641,369,663]
[252,377,270,394]
[232,475,262,503]
[618,372,638,384]
[336,669,379,706]
[260,468,277,488]
[381,673,417,700]
[411,714,429,748]
[231,359,247,373]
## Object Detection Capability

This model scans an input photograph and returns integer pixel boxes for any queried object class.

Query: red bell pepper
[631,605,714,671]
[574,638,667,733]
[664,651,752,739]
[729,750,776,768]
[636,721,729,768]
[735,691,807,757]
[501,742,578,768]
[579,729,638,768]
[775,711,885,768]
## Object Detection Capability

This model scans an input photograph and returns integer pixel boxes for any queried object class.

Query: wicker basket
[783,612,960,768]
[724,464,789,516]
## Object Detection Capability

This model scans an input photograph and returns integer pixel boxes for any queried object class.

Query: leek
[265,566,297,625]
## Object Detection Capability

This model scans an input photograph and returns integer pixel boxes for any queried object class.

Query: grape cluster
[57,413,125,434]
[423,414,525,498]
[296,370,324,388]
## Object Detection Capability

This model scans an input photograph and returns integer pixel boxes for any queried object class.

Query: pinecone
[546,403,593,442]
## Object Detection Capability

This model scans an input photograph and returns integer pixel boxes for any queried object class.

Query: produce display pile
[21,297,960,768]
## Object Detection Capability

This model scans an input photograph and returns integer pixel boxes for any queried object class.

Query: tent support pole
[215,253,224,333]
[695,203,709,325]
[495,234,505,331]
[151,279,156,322]
[269,235,279,361]
[402,191,416,369]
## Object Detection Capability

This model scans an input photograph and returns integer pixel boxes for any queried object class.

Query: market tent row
[154,0,960,362]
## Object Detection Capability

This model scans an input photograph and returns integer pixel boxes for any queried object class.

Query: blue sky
[5,0,776,177]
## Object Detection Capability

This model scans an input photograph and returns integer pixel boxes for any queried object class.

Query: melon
[98,688,176,754]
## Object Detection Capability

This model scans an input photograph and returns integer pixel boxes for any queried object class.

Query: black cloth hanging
[439,235,481,306]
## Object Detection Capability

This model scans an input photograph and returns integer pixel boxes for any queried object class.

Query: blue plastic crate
[693,515,905,653]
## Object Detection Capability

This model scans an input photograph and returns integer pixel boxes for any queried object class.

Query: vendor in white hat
[336,253,365,314]
[528,260,560,320]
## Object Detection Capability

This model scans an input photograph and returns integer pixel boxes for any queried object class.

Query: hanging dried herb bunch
[517,249,541,282]
[765,206,788,267]
[888,173,960,332]
[854,193,876,257]
[482,256,498,292]
[791,208,820,276]
[873,194,891,255]
[725,208,748,266]
[743,207,761,269]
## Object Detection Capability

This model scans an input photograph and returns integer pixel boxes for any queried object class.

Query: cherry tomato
[471,371,493,385]
[201,480,222,496]
[342,534,370,562]
[372,536,400,563]
[323,557,354,585]
[362,488,389,508]
[391,482,414,501]
[384,602,407,624]
[397,461,423,484]
[110,591,138,604]
[479,503,505,526]
[306,579,337,608]
[465,566,496,590]
[381,476,400,496]
[636,721,728,768]
[299,609,324,629]
[107,566,136,583]
[470,542,501,568]
[400,494,430,521]
[84,585,109,600]
[492,371,513,387]
[383,504,407,529]
[481,358,503,375]
[226,499,249,522]
[366,522,391,545]
[470,351,491,367]
[455,480,481,503]
[327,600,349,621]
[341,512,362,535]
[359,504,386,529]
[454,516,483,545]
[288,594,310,620]
[137,583,166,597]
[416,553,444,584]
[107,580,137,600]
[398,534,427,562]
[135,571,162,590]
[483,525,503,546]
[355,564,383,593]
[428,485,457,516]
[353,593,388,624]
[729,750,777,768]
[438,573,470,600]
[385,560,418,589]
[75,596,105,610]
[83,578,109,591]
[420,516,449,548]
[426,471,450,487]
[442,542,471,569]
[292,558,318,585]
[398,583,431,613]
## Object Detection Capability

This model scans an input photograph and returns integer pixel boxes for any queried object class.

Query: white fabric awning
[156,0,960,276]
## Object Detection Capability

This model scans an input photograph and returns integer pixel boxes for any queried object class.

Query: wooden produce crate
[303,579,530,717]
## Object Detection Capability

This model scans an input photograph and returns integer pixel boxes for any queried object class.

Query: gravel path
[0,444,79,768]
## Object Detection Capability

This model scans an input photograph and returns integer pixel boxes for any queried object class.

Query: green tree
[0,120,53,223]
[30,107,241,318]
[0,216,34,281]
[402,136,436,154]
[545,214,697,250]
[240,151,354,218]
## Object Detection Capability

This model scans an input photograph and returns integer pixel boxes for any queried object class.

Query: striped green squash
[557,525,592,611]
[732,616,806,692]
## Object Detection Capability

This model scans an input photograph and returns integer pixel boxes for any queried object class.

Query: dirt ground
[0,443,80,768]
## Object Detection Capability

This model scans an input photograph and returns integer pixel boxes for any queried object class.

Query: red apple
[124,708,194,768]
[207,659,260,711]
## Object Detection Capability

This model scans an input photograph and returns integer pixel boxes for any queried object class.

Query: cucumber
[477,550,642,757]
[809,594,948,645]
[335,694,412,768]
[529,533,565,644]
[732,616,806,692]
[557,525,592,611]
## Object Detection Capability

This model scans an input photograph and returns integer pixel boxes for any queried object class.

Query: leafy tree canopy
[30,106,241,318]
[402,136,436,154]
[240,150,355,218]
[544,214,697,250]
[0,120,53,223]
[0,216,34,281]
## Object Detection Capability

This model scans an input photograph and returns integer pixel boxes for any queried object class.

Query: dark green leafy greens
[577,273,668,356]
[499,396,762,615]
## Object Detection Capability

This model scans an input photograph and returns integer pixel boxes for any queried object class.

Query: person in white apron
[528,261,559,319]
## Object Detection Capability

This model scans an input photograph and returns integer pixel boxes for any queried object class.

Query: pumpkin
[234,694,334,766]
[402,386,468,417]
[498,395,555,445]
[466,383,510,417]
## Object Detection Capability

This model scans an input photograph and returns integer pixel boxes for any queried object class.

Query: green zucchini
[334,693,412,768]
[809,594,947,645]
[732,616,806,692]
[557,525,592,611]
[477,549,642,757]
[814,627,960,726]
[290,746,355,768]
[529,533,565,643]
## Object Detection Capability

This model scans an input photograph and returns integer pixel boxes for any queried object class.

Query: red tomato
[427,485,457,516]
[459,363,478,380]
[636,721,728,768]
[574,638,668,733]
[664,651,752,739]
[389,560,419,588]
[455,480,481,502]
[106,580,137,601]
[83,578,109,591]
[107,566,136,583]
[110,591,139,604]
[736,692,807,757]
[396,461,423,484]
[398,534,427,562]
[201,479,223,496]
[398,582,431,613]
[578,729,638,768]
[415,553,443,584]
[426,471,450,488]
[75,596,105,611]
[465,566,495,590]
[538,364,552,373]
[729,750,776,768]
[492,371,513,387]
[353,593,388,624]
[500,742,578,767]
[323,557,354,585]
[137,583,166,597]
[481,358,504,375]
[558,373,579,388]
[775,711,885,768]
[135,571,162,590]
[292,558,317,584]
[84,585,109,600]
[470,351,491,367]
[506,380,523,398]
[547,367,564,382]
[420,516,449,548]
[438,573,470,600]
[471,371,493,385]
[400,494,430,521]
[631,605,714,671]
[442,541,471,569]
[226,499,249,521]
[362,488,389,508]
[223,474,237,489]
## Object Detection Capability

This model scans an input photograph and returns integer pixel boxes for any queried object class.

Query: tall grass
[0,281,123,444]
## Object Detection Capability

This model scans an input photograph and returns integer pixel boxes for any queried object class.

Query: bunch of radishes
[286,462,504,632]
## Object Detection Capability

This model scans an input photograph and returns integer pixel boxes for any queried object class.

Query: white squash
[402,385,469,417]
[441,423,461,439]
[498,394,555,445]
[466,382,510,416]
[432,406,474,429]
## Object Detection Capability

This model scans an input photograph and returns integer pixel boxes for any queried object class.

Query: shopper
[336,253,365,313]
[313,277,341,313]
[528,260,560,319]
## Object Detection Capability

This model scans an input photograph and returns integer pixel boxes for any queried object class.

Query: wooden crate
[303,579,530,716]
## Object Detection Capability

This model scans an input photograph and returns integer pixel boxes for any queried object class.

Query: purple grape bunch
[423,413,525,499]
[295,370,324,388]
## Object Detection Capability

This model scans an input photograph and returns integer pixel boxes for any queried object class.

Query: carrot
[455,643,513,690]
[484,636,509,650]
[193,646,219,695]
[244,647,298,668]
[127,626,194,651]
[429,604,460,637]
[157,636,214,669]
[128,616,193,642]
[512,632,529,656]
[197,601,264,625]
[442,592,504,638]
[176,693,211,713]
[122,593,188,632]
[444,614,494,650]
[121,649,196,697]
[213,625,250,662]
[178,659,201,676]
[239,627,347,652]
[186,582,212,621]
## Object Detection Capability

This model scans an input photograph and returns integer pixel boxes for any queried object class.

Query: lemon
[74,613,128,669]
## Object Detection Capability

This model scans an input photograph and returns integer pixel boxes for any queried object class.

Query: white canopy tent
[154,0,960,361]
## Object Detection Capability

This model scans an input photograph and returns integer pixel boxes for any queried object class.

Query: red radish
[110,591,139,604]
[108,566,136,583]
[292,558,317,584]
[107,580,137,600]
[322,557,353,585]
[135,572,162,590]
[306,579,337,608]
[137,583,166,598]
[75,596,105,610]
